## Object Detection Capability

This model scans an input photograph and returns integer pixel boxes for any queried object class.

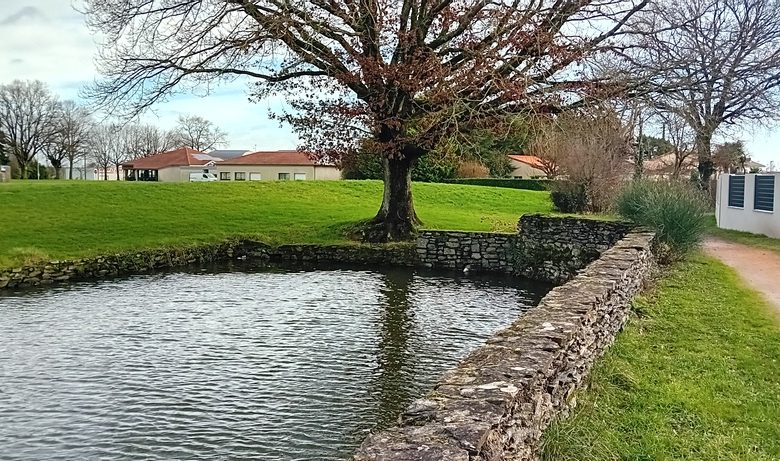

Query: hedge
[441,178,552,191]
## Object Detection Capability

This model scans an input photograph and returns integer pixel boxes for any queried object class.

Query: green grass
[706,215,780,255]
[0,180,553,268]
[540,254,780,460]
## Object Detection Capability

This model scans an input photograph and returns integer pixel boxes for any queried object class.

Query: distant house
[218,150,340,181]
[508,155,548,179]
[642,153,697,179]
[122,147,222,182]
[121,147,341,182]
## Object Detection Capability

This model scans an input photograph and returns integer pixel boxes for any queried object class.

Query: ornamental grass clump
[615,180,709,259]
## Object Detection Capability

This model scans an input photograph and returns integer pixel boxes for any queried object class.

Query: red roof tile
[122,147,221,169]
[508,155,546,170]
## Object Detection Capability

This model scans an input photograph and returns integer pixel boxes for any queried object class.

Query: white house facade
[716,173,780,238]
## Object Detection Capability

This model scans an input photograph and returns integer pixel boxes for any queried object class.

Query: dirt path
[704,238,780,318]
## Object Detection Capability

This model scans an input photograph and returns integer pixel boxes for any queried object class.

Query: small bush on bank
[615,180,709,259]
[550,181,588,213]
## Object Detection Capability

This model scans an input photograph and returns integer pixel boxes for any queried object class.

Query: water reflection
[372,269,417,428]
[0,265,549,460]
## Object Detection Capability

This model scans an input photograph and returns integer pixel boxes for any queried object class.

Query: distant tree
[0,80,60,178]
[135,124,177,157]
[171,115,226,152]
[53,101,93,180]
[84,0,649,241]
[88,124,117,180]
[713,141,748,174]
[625,0,780,186]
[42,101,93,179]
[529,107,633,210]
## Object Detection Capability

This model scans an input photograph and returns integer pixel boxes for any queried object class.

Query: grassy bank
[540,254,780,460]
[0,180,552,268]
[706,215,780,254]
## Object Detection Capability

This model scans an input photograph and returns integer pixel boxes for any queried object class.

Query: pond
[0,264,550,460]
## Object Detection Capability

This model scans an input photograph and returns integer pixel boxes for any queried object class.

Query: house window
[278,173,291,180]
[249,172,262,181]
[220,172,231,180]
[235,172,246,181]
[294,173,306,180]
[728,175,745,208]
[754,175,775,212]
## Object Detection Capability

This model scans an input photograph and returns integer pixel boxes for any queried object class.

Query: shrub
[456,160,490,178]
[615,180,709,259]
[443,178,551,191]
[550,181,588,213]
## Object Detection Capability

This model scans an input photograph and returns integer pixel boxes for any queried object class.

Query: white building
[121,147,340,182]
[716,173,779,238]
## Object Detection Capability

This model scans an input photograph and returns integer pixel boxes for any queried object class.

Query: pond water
[0,264,550,460]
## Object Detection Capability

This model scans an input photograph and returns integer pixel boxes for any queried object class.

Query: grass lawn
[540,254,780,460]
[706,215,780,254]
[0,180,552,268]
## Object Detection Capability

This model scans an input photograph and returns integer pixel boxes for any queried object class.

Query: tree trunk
[103,168,108,181]
[50,159,62,179]
[69,159,74,179]
[115,164,120,181]
[695,130,714,187]
[361,156,421,242]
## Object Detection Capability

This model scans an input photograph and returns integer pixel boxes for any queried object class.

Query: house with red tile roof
[121,147,340,182]
[508,155,548,179]
[218,150,340,181]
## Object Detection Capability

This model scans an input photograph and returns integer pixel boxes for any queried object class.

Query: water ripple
[0,265,549,460]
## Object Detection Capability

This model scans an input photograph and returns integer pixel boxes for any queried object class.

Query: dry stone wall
[415,231,516,273]
[353,231,656,461]
[515,215,632,283]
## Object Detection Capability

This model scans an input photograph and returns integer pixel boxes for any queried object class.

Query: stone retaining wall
[415,231,516,273]
[516,215,632,283]
[353,231,656,461]
[0,240,263,289]
[0,241,417,290]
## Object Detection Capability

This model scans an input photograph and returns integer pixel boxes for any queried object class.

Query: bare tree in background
[83,0,648,241]
[658,112,695,179]
[624,0,780,185]
[136,125,177,157]
[43,101,93,179]
[530,108,633,210]
[0,80,60,178]
[89,124,117,180]
[171,115,226,152]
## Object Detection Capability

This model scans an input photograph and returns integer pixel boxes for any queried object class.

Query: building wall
[313,166,342,180]
[509,160,546,179]
[216,164,341,181]
[716,173,780,238]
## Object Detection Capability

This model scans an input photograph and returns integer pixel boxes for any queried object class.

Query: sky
[0,0,299,151]
[1,1,779,168]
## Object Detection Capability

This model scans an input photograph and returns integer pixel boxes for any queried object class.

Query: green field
[0,180,553,268]
[540,254,780,460]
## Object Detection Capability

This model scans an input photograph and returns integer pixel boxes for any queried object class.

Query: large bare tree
[170,115,227,152]
[83,0,647,240]
[0,80,61,178]
[624,0,780,184]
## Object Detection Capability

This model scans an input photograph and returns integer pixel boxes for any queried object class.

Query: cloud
[0,6,46,26]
